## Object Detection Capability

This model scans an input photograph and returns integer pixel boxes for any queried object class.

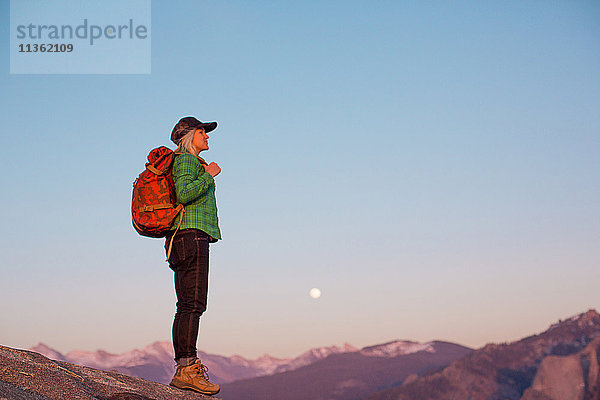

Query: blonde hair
[174,130,198,155]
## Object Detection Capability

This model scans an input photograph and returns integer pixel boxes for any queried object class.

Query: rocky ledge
[0,345,222,400]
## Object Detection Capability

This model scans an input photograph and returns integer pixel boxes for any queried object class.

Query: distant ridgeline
[7,309,600,400]
[365,309,600,400]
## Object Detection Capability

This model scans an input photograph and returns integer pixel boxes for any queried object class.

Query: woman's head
[175,128,209,155]
[171,116,217,145]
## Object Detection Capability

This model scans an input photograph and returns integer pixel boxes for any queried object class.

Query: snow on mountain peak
[359,340,435,357]
[269,343,359,375]
[303,343,357,359]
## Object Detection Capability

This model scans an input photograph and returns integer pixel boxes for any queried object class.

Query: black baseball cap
[171,116,217,144]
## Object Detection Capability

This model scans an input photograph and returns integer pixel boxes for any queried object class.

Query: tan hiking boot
[170,360,220,395]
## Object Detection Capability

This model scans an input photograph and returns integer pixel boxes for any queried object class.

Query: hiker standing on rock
[165,116,222,396]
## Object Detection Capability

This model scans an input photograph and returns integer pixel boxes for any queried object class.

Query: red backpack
[131,146,184,258]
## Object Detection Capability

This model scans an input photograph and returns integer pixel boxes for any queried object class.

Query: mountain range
[364,309,600,400]
[26,309,600,400]
[30,339,473,399]
[220,340,472,400]
[30,340,371,384]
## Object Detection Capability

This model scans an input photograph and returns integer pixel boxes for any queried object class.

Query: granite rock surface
[0,345,221,400]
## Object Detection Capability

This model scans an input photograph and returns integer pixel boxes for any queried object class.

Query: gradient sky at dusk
[1,1,599,359]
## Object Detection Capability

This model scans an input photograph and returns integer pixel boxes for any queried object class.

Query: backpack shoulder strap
[174,151,208,166]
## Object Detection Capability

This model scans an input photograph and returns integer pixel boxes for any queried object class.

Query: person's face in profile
[192,128,209,153]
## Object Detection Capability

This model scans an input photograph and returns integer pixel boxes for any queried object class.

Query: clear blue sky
[1,0,599,359]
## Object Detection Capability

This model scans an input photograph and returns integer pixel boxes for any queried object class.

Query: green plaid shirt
[170,153,222,240]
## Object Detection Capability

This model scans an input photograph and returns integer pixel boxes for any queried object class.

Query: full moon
[309,288,321,299]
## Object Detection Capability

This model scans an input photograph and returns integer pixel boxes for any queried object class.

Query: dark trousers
[165,229,211,361]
